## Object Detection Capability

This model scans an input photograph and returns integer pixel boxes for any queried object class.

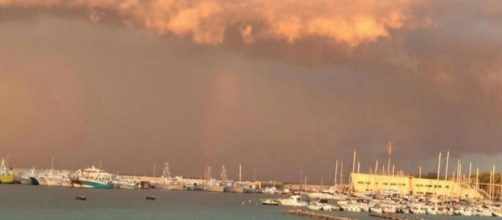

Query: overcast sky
[1,0,502,182]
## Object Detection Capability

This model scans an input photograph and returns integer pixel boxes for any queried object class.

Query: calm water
[0,185,486,220]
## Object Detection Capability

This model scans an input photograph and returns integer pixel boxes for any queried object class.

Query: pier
[369,213,421,220]
[283,209,353,220]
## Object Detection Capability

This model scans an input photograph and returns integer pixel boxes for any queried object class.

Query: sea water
[0,185,485,220]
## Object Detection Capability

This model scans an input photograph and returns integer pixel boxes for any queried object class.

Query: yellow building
[351,173,482,199]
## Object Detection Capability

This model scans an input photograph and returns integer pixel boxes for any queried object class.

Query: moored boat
[0,159,14,184]
[261,199,280,206]
[76,166,114,189]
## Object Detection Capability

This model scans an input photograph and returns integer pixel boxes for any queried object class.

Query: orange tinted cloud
[0,0,417,47]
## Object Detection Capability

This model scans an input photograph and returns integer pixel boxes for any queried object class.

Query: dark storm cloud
[0,1,502,182]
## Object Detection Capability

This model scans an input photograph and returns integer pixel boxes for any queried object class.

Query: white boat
[205,179,225,192]
[261,199,280,206]
[459,208,473,216]
[493,210,502,217]
[307,192,346,200]
[342,204,361,212]
[279,195,308,207]
[383,206,397,213]
[263,187,281,195]
[370,207,383,213]
[37,169,66,186]
[308,204,323,211]
[475,208,493,217]
[410,205,427,215]
[113,178,136,189]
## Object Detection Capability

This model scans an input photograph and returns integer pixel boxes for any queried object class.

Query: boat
[37,169,65,186]
[75,195,87,201]
[76,166,114,189]
[370,207,383,213]
[28,168,39,185]
[262,187,281,195]
[261,199,280,206]
[279,195,308,207]
[0,159,14,184]
[205,178,225,192]
[493,210,502,217]
[113,178,136,190]
[157,163,185,191]
[205,184,225,192]
[146,196,156,200]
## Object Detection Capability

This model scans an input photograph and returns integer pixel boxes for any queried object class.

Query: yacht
[279,195,308,207]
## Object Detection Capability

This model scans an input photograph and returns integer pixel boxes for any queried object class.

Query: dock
[369,213,421,220]
[283,209,353,220]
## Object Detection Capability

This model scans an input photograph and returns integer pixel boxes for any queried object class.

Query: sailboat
[229,164,245,193]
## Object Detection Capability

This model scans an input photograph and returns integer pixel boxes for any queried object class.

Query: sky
[1,0,502,183]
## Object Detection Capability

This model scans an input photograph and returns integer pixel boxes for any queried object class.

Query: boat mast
[339,161,343,186]
[220,165,227,183]
[387,141,392,176]
[238,164,242,184]
[351,151,356,185]
[444,151,449,180]
[334,160,338,187]
[468,163,472,185]
[476,167,479,190]
[436,152,442,180]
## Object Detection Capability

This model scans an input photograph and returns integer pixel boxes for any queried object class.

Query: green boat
[76,166,114,189]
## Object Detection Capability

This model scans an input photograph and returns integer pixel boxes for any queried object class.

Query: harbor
[1,148,502,218]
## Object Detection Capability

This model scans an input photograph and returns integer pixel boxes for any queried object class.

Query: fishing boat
[0,159,14,184]
[157,162,184,191]
[205,182,226,192]
[37,169,70,186]
[76,166,114,189]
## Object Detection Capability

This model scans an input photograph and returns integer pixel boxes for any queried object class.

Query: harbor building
[351,173,483,199]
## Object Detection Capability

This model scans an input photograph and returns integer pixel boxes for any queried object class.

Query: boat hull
[29,177,39,185]
[205,185,225,192]
[79,179,113,189]
[0,174,14,184]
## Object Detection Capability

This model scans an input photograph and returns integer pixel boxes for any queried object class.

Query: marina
[1,149,502,219]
